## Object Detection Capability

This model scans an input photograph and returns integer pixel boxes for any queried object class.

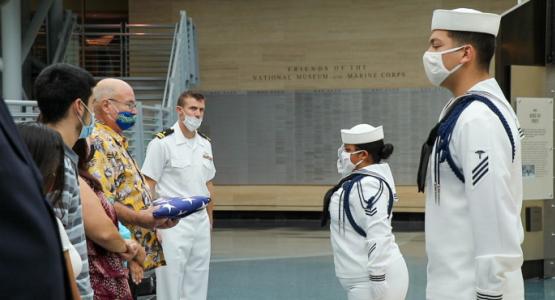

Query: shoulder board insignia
[155,128,174,139]
[198,131,211,142]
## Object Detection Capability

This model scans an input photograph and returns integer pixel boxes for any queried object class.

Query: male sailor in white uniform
[323,124,409,300]
[142,91,215,300]
[417,8,525,300]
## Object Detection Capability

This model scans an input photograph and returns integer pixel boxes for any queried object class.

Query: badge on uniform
[203,153,213,161]
[155,128,174,139]
[471,150,489,187]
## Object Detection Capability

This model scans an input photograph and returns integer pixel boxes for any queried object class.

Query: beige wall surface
[130,0,515,213]
[214,185,424,212]
[130,0,513,91]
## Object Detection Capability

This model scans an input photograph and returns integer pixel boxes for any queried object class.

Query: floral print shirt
[88,122,164,270]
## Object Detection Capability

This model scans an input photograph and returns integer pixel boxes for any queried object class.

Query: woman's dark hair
[16,122,65,213]
[72,138,103,193]
[355,140,394,163]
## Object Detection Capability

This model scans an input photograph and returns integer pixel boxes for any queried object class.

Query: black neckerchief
[321,173,358,227]
[416,97,464,193]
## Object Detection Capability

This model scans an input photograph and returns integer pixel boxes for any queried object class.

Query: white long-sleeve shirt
[329,163,403,279]
[425,78,525,300]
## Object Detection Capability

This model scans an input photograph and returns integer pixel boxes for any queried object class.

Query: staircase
[68,23,175,106]
[58,11,198,165]
[125,77,166,106]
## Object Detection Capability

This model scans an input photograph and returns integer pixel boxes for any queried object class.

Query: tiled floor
[208,227,555,300]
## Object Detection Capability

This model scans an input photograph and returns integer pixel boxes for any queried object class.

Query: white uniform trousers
[338,256,409,300]
[156,209,211,300]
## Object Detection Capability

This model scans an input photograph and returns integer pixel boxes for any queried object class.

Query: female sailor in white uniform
[322,123,409,300]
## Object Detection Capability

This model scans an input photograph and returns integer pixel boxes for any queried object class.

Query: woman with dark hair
[17,122,65,212]
[72,138,145,300]
[322,123,409,300]
[16,122,82,300]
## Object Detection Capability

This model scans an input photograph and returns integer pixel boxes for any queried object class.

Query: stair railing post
[155,104,164,131]
[119,22,123,77]
[133,101,145,166]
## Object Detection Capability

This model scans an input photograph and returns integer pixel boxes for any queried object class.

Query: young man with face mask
[322,124,408,300]
[87,78,177,295]
[142,91,216,300]
[417,8,525,300]
[35,63,97,300]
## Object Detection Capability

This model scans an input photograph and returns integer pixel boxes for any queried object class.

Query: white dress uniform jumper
[329,165,409,300]
[418,8,525,300]
[141,122,215,300]
[421,79,525,300]
[324,124,409,300]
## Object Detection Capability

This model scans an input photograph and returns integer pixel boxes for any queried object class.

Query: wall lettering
[252,64,406,81]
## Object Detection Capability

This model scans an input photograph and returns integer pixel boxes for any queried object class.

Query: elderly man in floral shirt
[88,78,178,285]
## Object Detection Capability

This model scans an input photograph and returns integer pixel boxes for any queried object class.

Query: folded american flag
[152,196,211,219]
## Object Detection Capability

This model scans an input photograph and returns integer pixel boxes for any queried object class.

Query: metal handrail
[165,12,186,113]
[5,100,37,105]
[53,10,77,63]
[65,22,175,77]
[124,102,172,165]
[4,11,201,165]
[5,99,172,165]
[162,10,199,117]
[82,32,174,37]
[5,100,40,123]
[162,23,179,108]
[192,23,200,85]
[83,24,175,29]
[127,24,176,28]
[47,11,199,163]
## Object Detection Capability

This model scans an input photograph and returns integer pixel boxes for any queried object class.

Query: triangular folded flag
[152,196,211,219]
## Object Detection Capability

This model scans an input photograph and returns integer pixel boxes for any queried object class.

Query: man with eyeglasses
[87,78,178,298]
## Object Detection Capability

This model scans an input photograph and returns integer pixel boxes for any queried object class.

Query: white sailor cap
[431,8,501,37]
[341,124,384,145]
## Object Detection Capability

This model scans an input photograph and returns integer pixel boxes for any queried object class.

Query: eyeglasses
[108,98,137,110]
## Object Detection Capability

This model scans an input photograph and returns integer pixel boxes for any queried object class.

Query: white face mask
[422,46,465,86]
[183,115,202,132]
[336,147,364,177]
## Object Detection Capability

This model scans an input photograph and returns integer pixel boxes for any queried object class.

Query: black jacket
[0,99,70,299]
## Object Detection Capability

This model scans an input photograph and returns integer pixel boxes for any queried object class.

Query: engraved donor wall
[202,88,450,185]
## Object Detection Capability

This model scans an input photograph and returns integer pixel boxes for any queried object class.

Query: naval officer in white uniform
[323,124,409,300]
[417,8,525,300]
[142,91,215,300]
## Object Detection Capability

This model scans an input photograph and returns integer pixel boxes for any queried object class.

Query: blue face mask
[78,102,95,139]
[115,111,137,131]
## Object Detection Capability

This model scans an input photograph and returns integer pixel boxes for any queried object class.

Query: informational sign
[517,97,554,200]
